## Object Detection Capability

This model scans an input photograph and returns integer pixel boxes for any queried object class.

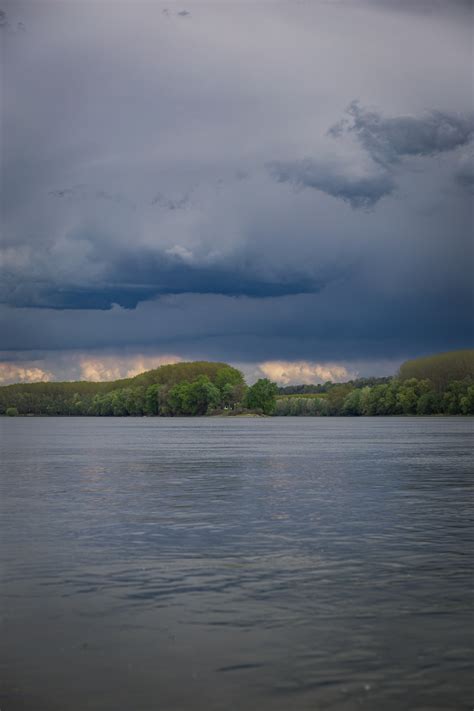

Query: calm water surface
[0,417,473,710]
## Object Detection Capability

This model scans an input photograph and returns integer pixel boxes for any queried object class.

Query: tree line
[275,377,474,416]
[0,362,278,417]
[1,350,473,416]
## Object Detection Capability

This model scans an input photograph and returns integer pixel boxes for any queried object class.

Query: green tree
[110,389,128,416]
[460,385,474,415]
[6,407,19,417]
[397,379,420,415]
[187,376,221,415]
[145,384,160,415]
[245,379,278,414]
[342,388,362,415]
[123,387,145,416]
[417,391,442,415]
[215,367,246,409]
[70,393,85,415]
[442,380,467,415]
[398,350,474,391]
[167,381,192,415]
[325,384,353,415]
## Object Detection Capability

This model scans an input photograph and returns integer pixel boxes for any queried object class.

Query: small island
[1,350,473,417]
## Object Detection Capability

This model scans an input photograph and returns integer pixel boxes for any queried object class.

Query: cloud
[256,361,355,385]
[0,348,404,386]
[330,101,474,166]
[0,352,182,384]
[269,158,395,208]
[0,363,53,385]
[0,351,401,386]
[269,103,473,209]
[77,354,182,381]
[0,248,324,309]
[1,271,471,362]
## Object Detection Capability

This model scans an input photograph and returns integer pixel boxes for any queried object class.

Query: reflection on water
[1,417,473,710]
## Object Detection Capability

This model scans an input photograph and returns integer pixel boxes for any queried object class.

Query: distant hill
[398,350,474,391]
[0,361,246,416]
[0,361,236,397]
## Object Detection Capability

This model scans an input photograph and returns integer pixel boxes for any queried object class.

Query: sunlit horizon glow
[0,352,404,386]
[256,361,356,385]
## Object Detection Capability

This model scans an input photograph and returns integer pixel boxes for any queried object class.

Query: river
[1,416,473,710]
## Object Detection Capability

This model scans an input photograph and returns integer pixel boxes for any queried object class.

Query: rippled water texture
[1,417,473,710]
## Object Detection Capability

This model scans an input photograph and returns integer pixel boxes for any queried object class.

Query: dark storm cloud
[1,278,472,362]
[330,101,474,166]
[269,158,395,209]
[0,260,321,310]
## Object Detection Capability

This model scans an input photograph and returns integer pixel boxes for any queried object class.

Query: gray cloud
[270,103,473,208]
[330,101,474,166]
[269,158,395,209]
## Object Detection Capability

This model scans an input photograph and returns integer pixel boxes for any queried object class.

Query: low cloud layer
[0,363,54,385]
[0,350,399,387]
[257,361,355,385]
[0,353,182,385]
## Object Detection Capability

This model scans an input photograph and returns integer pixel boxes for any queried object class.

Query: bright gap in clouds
[77,354,183,382]
[0,355,183,385]
[0,363,55,385]
[256,361,357,385]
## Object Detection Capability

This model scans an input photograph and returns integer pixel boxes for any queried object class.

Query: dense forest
[0,362,277,417]
[1,350,473,416]
[275,350,474,416]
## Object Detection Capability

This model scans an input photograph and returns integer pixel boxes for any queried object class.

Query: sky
[1,0,473,385]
